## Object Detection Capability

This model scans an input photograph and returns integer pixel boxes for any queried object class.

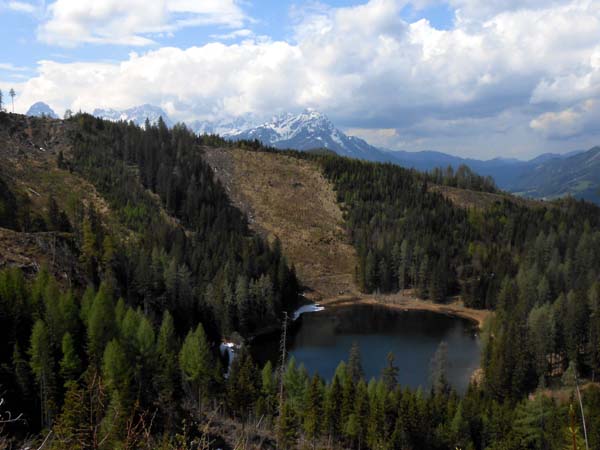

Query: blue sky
[0,1,453,70]
[1,0,599,159]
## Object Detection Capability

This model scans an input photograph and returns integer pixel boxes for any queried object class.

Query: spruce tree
[382,352,399,391]
[348,341,364,383]
[155,311,178,425]
[303,375,323,448]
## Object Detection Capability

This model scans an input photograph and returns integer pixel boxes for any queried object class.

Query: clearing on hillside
[430,184,545,210]
[203,148,359,301]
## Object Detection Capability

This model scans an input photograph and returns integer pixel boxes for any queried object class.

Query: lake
[252,304,481,393]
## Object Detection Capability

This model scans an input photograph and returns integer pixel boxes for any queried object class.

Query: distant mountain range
[26,102,599,204]
[226,109,395,161]
[26,102,58,119]
[93,104,174,128]
[507,147,600,203]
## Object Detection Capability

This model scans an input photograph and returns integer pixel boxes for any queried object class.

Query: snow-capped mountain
[26,102,58,119]
[229,109,393,161]
[188,113,258,137]
[93,104,173,128]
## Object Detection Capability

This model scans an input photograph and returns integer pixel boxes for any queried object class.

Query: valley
[202,145,492,330]
[1,112,599,449]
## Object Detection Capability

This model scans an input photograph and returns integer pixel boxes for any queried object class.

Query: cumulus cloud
[38,0,249,46]
[9,0,600,157]
[530,100,600,139]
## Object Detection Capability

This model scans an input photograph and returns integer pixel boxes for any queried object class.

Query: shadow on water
[251,304,481,393]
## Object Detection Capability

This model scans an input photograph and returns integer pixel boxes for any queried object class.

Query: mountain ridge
[31,101,596,203]
[26,101,58,119]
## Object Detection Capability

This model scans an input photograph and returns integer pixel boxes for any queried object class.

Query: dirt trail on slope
[203,147,359,301]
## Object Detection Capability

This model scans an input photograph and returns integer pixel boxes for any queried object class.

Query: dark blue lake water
[252,304,481,393]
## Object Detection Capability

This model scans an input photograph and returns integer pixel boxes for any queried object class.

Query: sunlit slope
[203,147,359,301]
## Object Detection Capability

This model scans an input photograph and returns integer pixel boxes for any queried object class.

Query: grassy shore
[322,291,491,330]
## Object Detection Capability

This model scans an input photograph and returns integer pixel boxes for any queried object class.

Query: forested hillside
[1,113,600,449]
[316,156,600,397]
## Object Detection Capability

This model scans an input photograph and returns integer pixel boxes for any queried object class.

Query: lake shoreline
[321,293,491,330]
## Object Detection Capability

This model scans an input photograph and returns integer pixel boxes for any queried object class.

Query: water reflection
[252,304,480,393]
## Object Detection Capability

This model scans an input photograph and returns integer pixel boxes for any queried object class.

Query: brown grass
[430,184,545,210]
[324,290,491,329]
[203,147,359,301]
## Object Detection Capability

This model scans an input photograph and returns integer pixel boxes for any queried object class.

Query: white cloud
[530,99,600,139]
[210,28,254,41]
[8,0,600,157]
[6,0,36,13]
[38,0,249,46]
[0,63,29,72]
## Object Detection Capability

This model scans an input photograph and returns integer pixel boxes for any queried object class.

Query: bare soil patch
[203,147,359,301]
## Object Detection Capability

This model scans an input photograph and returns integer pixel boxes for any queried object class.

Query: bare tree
[9,89,15,113]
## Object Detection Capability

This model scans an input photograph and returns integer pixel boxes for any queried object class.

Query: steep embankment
[203,147,359,301]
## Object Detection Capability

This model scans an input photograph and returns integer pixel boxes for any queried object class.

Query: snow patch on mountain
[188,113,258,137]
[229,109,393,161]
[93,104,173,128]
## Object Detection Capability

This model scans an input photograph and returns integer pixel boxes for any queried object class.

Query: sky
[0,0,599,159]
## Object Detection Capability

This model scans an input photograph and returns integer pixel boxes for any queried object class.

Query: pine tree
[588,282,600,380]
[155,311,178,426]
[47,196,60,231]
[29,319,55,427]
[259,360,277,418]
[86,284,115,367]
[303,375,323,449]
[227,347,259,419]
[324,375,343,443]
[382,352,399,391]
[51,381,86,450]
[60,332,81,385]
[81,216,97,280]
[9,88,15,113]
[102,339,131,397]
[179,323,212,408]
[100,339,131,445]
[13,342,31,397]
[348,341,365,384]
[430,341,449,396]
[277,401,298,450]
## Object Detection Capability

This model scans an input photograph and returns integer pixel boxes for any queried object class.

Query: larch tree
[29,319,55,427]
[178,323,212,409]
[59,332,81,385]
